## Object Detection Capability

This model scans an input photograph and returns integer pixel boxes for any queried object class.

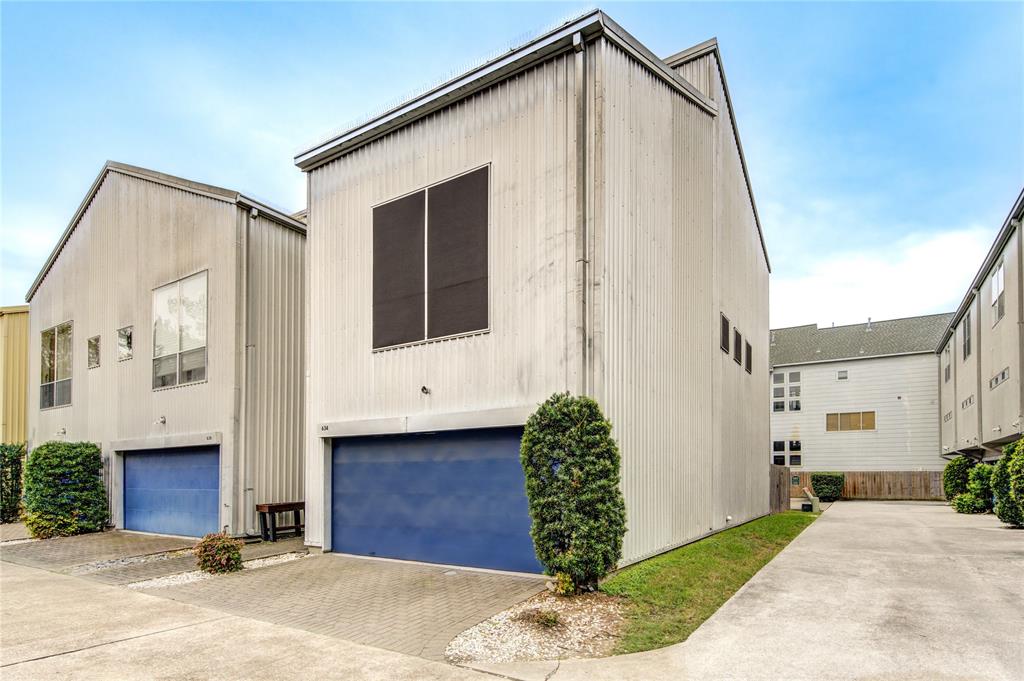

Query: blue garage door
[331,427,541,573]
[123,446,220,537]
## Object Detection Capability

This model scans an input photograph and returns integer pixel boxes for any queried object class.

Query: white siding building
[770,314,951,496]
[296,11,770,572]
[938,188,1023,460]
[26,162,306,538]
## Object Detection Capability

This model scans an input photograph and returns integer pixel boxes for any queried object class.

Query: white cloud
[771,226,993,329]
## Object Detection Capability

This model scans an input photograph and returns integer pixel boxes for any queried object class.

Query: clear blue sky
[2,2,1022,327]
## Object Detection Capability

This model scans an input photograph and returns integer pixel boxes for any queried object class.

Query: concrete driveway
[476,502,1024,681]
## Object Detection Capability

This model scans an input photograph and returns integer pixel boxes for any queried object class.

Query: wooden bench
[256,501,304,542]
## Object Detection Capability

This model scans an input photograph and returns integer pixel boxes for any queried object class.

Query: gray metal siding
[978,227,1021,443]
[303,54,579,547]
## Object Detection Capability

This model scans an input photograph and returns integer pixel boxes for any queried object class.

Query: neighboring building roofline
[293,9,718,172]
[0,305,30,315]
[770,349,937,369]
[936,186,1024,352]
[25,161,306,302]
[663,37,770,273]
[772,311,956,335]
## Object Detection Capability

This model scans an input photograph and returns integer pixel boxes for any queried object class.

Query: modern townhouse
[938,188,1024,461]
[770,314,952,500]
[295,10,770,572]
[26,161,306,538]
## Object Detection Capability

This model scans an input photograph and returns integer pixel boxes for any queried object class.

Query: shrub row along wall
[789,470,943,501]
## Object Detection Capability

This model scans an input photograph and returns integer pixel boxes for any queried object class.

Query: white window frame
[40,321,73,409]
[118,326,134,361]
[837,370,848,381]
[152,271,208,390]
[991,262,1005,325]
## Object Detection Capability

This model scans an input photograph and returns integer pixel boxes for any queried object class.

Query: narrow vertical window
[153,271,207,389]
[962,311,971,360]
[372,191,426,349]
[88,336,100,369]
[991,262,1005,324]
[118,326,133,361]
[720,314,730,353]
[40,321,72,408]
[744,341,752,374]
[733,330,742,364]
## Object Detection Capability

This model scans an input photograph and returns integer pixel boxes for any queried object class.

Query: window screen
[721,314,730,353]
[427,166,488,339]
[772,373,784,384]
[789,371,800,382]
[773,387,784,398]
[373,191,426,348]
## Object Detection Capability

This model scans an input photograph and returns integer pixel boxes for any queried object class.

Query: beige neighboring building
[770,315,951,486]
[939,188,1024,461]
[295,10,770,572]
[26,161,305,537]
[1,305,30,443]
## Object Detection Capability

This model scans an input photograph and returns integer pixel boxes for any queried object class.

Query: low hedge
[23,441,107,538]
[966,463,994,512]
[993,440,1023,527]
[1010,443,1024,517]
[810,472,844,502]
[195,532,244,573]
[951,492,986,514]
[1,443,26,523]
[943,455,975,501]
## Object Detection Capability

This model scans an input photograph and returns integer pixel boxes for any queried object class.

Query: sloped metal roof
[770,312,954,367]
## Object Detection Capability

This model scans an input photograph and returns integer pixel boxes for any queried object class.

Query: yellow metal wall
[0,306,30,443]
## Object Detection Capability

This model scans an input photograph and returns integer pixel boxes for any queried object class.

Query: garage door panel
[124,447,219,538]
[331,428,541,573]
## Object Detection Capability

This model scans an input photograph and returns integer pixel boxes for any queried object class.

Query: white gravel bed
[446,591,625,664]
[127,551,306,589]
[70,548,193,575]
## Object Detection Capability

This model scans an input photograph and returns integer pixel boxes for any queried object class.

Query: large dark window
[373,167,488,349]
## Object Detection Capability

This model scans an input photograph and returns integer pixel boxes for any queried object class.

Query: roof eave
[770,349,937,369]
[294,10,718,172]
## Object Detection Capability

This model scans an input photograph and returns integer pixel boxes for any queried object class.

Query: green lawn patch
[601,511,818,654]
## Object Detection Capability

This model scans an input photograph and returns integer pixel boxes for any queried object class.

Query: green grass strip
[601,511,818,654]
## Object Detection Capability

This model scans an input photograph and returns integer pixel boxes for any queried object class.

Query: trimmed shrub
[810,472,844,502]
[195,532,244,573]
[521,393,627,593]
[1010,443,1024,515]
[943,455,975,501]
[23,441,107,538]
[993,440,1023,527]
[1,443,26,523]
[952,492,986,514]
[966,463,994,511]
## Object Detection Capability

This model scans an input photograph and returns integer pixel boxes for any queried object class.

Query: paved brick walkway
[85,537,307,585]
[0,531,195,571]
[0,523,31,542]
[146,554,546,661]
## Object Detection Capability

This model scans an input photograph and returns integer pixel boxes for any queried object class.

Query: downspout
[573,31,590,396]
[240,207,255,535]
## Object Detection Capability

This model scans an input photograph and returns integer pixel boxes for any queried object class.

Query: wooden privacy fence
[769,464,790,513]
[789,471,944,501]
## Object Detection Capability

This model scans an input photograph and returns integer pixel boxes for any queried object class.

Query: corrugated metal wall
[977,227,1021,443]
[0,306,30,443]
[304,54,579,546]
[26,169,306,535]
[244,213,306,526]
[593,40,719,562]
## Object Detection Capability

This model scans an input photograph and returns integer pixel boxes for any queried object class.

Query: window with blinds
[826,411,876,432]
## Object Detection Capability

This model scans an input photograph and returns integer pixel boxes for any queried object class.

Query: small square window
[837,370,848,380]
[789,400,801,412]
[789,454,802,466]
[87,336,100,369]
[773,455,785,465]
[789,371,800,383]
[772,373,784,385]
[773,387,784,398]
[118,326,133,361]
[789,386,801,398]
[773,441,785,452]
[789,440,802,452]
[773,401,785,412]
